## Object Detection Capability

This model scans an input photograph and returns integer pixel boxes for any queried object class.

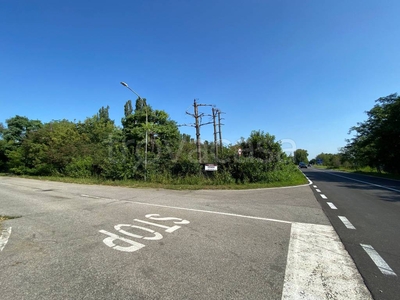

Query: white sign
[205,164,218,171]
[99,214,190,253]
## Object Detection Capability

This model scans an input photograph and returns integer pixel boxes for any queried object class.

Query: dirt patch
[0,215,21,222]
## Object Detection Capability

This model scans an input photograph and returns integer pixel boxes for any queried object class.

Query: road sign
[205,164,218,171]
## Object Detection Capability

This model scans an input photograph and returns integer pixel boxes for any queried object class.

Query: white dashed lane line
[361,244,397,276]
[309,177,397,284]
[338,216,356,229]
[0,227,12,252]
[327,202,338,210]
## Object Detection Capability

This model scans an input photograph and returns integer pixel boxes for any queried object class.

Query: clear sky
[1,0,399,159]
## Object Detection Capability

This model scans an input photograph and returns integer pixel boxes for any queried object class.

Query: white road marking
[100,214,190,253]
[338,216,356,229]
[145,214,190,224]
[132,201,293,224]
[360,244,397,276]
[0,227,12,252]
[327,202,337,209]
[114,224,163,240]
[313,185,318,188]
[315,189,321,193]
[320,194,328,199]
[282,223,373,299]
[324,172,400,193]
[99,230,145,252]
[134,219,181,233]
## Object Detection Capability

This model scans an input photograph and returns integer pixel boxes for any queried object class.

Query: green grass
[0,170,308,190]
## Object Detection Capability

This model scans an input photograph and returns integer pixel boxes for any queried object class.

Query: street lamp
[120,81,148,181]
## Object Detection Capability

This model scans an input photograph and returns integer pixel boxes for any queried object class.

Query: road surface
[0,176,371,299]
[304,168,400,300]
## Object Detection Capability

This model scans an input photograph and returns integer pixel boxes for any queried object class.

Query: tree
[239,130,283,164]
[1,116,43,173]
[346,93,400,173]
[293,149,308,164]
[124,100,133,117]
[76,106,118,176]
[228,130,287,183]
[121,98,181,179]
[16,120,90,175]
[2,115,42,144]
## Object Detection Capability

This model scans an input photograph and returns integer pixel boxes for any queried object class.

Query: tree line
[308,93,399,174]
[0,98,301,184]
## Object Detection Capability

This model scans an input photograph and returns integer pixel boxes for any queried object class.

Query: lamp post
[120,81,148,181]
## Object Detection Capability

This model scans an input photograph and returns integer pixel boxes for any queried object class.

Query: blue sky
[1,0,399,159]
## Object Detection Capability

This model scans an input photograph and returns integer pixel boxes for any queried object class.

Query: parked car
[299,162,307,168]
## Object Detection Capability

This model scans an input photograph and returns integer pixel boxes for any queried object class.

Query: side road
[0,177,372,300]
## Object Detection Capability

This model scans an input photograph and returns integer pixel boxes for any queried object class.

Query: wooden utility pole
[217,109,224,153]
[183,99,213,163]
[194,100,201,163]
[212,108,218,160]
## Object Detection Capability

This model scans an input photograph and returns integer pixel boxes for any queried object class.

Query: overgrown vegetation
[0,99,306,188]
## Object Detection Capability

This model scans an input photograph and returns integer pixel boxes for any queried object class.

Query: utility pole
[183,99,213,163]
[212,107,218,161]
[217,109,224,153]
[194,100,201,163]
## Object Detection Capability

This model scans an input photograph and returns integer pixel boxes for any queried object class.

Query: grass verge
[0,170,308,190]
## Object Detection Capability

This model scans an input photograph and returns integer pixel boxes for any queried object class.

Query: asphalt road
[303,168,400,300]
[0,176,371,300]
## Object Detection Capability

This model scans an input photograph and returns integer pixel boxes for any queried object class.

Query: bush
[65,157,93,178]
[171,160,201,176]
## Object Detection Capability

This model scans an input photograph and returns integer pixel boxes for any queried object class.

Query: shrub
[65,157,93,178]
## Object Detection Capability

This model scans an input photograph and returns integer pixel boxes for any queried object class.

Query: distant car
[299,162,307,168]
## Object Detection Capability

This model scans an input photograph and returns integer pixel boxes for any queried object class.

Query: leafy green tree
[346,93,400,173]
[121,98,181,179]
[1,116,43,173]
[239,130,283,165]
[2,116,42,144]
[124,100,133,117]
[0,123,6,171]
[12,120,90,175]
[76,106,118,175]
[293,149,308,164]
[314,152,344,168]
[226,130,287,183]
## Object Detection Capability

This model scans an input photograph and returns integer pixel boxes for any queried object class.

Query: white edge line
[320,194,328,199]
[327,202,337,209]
[132,201,293,224]
[360,244,397,276]
[0,227,12,252]
[315,189,321,193]
[338,216,356,230]
[325,172,400,193]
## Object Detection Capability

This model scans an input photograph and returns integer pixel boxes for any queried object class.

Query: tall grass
[2,163,308,190]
